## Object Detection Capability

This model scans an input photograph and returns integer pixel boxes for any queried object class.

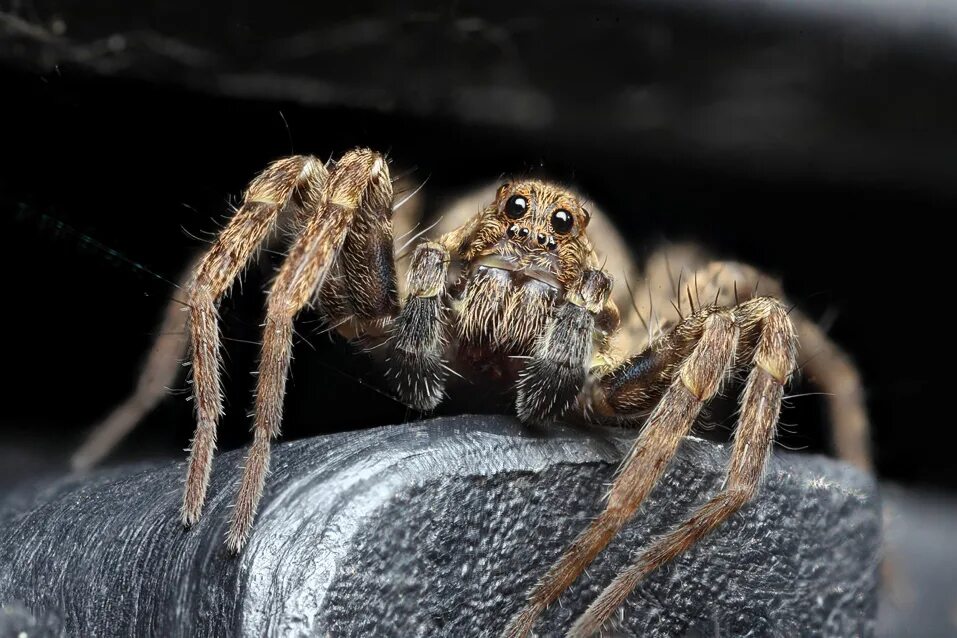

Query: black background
[0,3,950,490]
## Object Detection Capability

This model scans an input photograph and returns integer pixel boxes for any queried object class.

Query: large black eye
[505,195,528,219]
[551,209,574,234]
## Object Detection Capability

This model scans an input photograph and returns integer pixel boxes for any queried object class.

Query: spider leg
[638,252,871,470]
[70,267,191,470]
[387,241,451,410]
[792,313,870,469]
[225,148,393,552]
[516,269,614,423]
[177,156,331,527]
[567,297,796,637]
[316,171,401,340]
[696,259,871,469]
[503,307,739,638]
[73,158,323,472]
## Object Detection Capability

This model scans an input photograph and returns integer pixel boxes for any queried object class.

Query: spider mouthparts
[472,255,563,292]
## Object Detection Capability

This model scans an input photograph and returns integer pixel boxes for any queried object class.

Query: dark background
[0,1,951,490]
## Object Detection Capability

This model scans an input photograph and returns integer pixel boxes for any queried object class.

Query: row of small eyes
[504,195,575,235]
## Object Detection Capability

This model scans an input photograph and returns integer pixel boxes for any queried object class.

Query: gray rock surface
[0,415,879,637]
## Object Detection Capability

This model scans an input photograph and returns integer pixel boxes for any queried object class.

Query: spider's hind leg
[70,266,191,471]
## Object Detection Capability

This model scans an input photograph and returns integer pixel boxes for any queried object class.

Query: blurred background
[0,1,953,633]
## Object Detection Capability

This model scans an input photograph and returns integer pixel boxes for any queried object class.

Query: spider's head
[467,180,594,291]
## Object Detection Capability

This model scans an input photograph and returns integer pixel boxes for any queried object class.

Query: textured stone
[0,415,879,637]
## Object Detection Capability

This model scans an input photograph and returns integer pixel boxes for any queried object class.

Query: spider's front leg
[214,149,396,552]
[181,155,330,527]
[505,297,797,638]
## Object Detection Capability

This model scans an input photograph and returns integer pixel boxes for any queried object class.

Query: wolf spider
[73,148,870,637]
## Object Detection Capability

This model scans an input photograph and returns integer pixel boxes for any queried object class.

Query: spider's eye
[550,209,574,234]
[505,195,528,219]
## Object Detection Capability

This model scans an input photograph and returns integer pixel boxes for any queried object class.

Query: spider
[73,148,871,637]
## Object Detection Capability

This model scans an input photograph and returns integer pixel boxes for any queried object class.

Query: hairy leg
[386,193,501,410]
[793,314,871,469]
[72,163,331,471]
[71,264,192,470]
[226,149,394,551]
[568,297,796,637]
[697,259,870,470]
[180,155,329,527]
[627,247,872,470]
[503,306,739,637]
[74,161,320,472]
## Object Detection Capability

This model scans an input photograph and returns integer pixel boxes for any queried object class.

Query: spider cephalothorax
[459,181,598,344]
[388,178,618,419]
[74,148,872,637]
[465,180,593,274]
